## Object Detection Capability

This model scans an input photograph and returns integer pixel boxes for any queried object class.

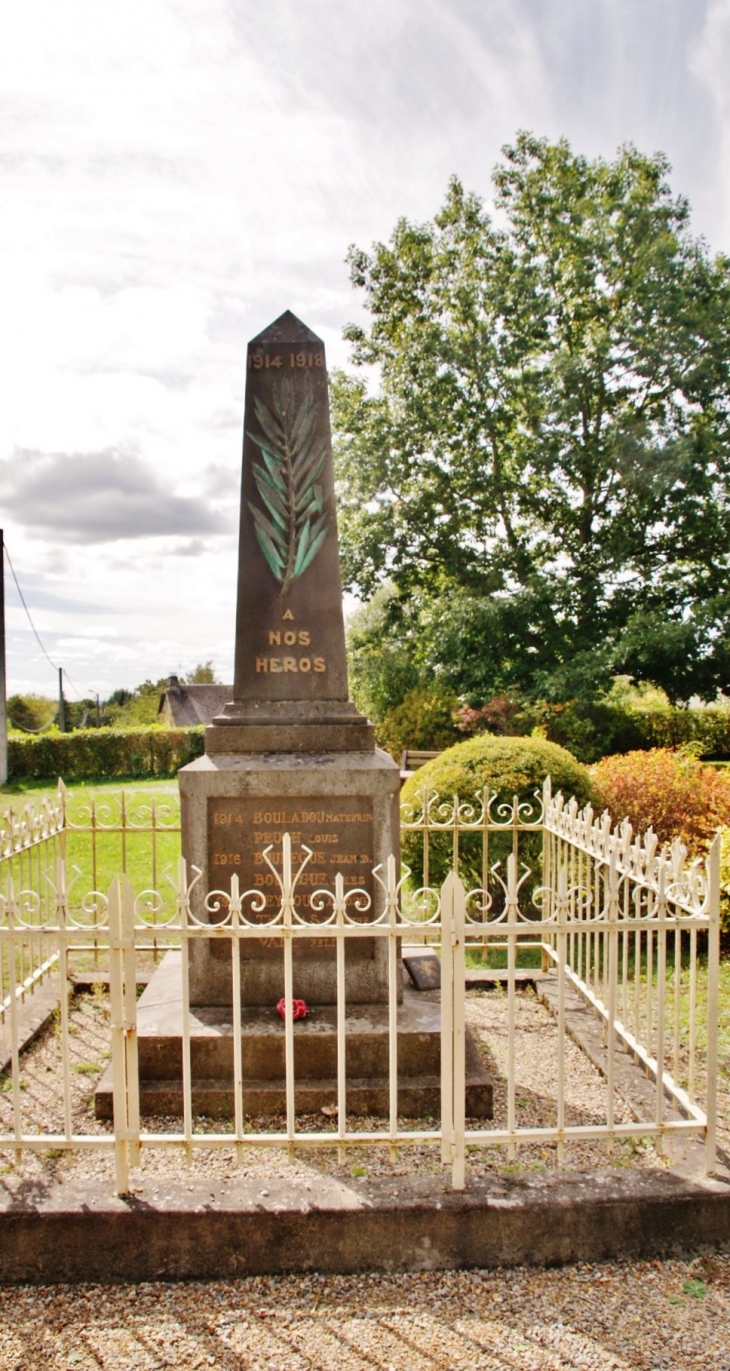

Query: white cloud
[691,1,730,245]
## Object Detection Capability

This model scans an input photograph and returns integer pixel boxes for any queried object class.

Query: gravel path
[2,1256,730,1370]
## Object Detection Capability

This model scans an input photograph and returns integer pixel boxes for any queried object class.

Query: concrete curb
[2,1164,730,1284]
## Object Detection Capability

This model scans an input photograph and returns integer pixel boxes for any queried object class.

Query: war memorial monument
[97,311,492,1118]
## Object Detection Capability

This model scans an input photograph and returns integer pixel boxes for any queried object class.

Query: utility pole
[0,531,7,785]
[96,693,100,728]
[58,666,66,733]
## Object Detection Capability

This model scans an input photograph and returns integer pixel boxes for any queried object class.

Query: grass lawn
[1,777,182,911]
[1,776,179,802]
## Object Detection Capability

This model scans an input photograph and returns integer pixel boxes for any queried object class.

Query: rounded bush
[401,734,593,893]
[591,747,730,855]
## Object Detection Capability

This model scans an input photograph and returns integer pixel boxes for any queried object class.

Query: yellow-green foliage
[377,683,461,759]
[401,734,593,891]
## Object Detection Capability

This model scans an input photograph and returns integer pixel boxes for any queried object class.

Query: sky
[2,0,730,704]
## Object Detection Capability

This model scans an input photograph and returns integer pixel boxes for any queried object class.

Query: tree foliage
[333,134,730,704]
[185,661,219,684]
[6,694,57,732]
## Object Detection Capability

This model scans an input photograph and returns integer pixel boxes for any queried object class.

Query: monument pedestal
[95,951,493,1120]
[179,746,400,1006]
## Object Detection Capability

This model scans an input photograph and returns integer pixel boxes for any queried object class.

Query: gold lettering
[268,630,281,646]
[298,630,310,646]
[256,657,268,673]
[284,631,296,646]
[270,658,282,672]
[283,656,297,672]
[313,657,326,673]
[298,657,312,673]
[282,608,294,620]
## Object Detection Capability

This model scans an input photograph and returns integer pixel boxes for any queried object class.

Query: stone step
[94,951,493,1122]
[94,1072,493,1120]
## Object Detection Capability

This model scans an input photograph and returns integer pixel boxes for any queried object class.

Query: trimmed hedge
[7,726,205,781]
[530,701,730,764]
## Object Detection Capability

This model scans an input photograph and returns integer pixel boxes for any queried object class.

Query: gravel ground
[0,986,667,1186]
[2,986,728,1366]
[2,1255,730,1370]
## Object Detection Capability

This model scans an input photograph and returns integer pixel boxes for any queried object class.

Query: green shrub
[401,734,593,893]
[376,683,461,760]
[7,726,204,782]
[457,690,730,764]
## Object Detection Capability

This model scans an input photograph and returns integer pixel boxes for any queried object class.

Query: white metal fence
[0,783,180,1022]
[0,780,719,1195]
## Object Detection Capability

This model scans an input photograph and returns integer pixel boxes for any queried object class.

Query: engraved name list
[208,796,375,959]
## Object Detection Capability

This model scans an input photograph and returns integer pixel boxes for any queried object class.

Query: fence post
[451,871,466,1191]
[5,877,23,1161]
[121,875,140,1171]
[541,776,552,972]
[108,876,129,1196]
[440,872,454,1165]
[57,778,67,863]
[705,832,721,1175]
[440,870,466,1188]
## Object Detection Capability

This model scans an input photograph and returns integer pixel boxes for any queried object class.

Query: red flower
[276,997,308,1020]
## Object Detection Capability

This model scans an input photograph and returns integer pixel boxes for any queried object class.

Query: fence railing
[542,789,720,1163]
[0,789,65,1022]
[0,779,719,1195]
[0,783,181,1022]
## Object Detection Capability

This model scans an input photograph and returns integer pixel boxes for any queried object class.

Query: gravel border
[2,1255,730,1369]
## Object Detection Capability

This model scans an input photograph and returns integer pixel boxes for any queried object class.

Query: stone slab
[403,953,442,991]
[205,720,374,752]
[94,951,493,1120]
[2,1153,730,1283]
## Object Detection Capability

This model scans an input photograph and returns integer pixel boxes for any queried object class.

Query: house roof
[158,681,233,727]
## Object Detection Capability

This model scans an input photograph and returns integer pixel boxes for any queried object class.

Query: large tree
[333,134,730,704]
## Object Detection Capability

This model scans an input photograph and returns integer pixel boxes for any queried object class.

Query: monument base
[94,952,493,1121]
[178,747,401,1007]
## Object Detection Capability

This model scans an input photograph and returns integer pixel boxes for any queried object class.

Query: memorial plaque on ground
[208,795,374,962]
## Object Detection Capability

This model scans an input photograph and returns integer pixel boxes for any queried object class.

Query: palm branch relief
[247,380,329,596]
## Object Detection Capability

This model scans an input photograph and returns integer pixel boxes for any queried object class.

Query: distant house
[158,676,233,727]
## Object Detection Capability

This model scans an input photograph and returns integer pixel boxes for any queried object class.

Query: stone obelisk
[178,311,401,1006]
[95,312,492,1122]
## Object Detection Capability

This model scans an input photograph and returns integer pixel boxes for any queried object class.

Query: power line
[3,544,102,700]
[3,543,58,672]
[62,668,97,702]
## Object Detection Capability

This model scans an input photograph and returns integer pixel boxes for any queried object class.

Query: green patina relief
[247,379,329,596]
